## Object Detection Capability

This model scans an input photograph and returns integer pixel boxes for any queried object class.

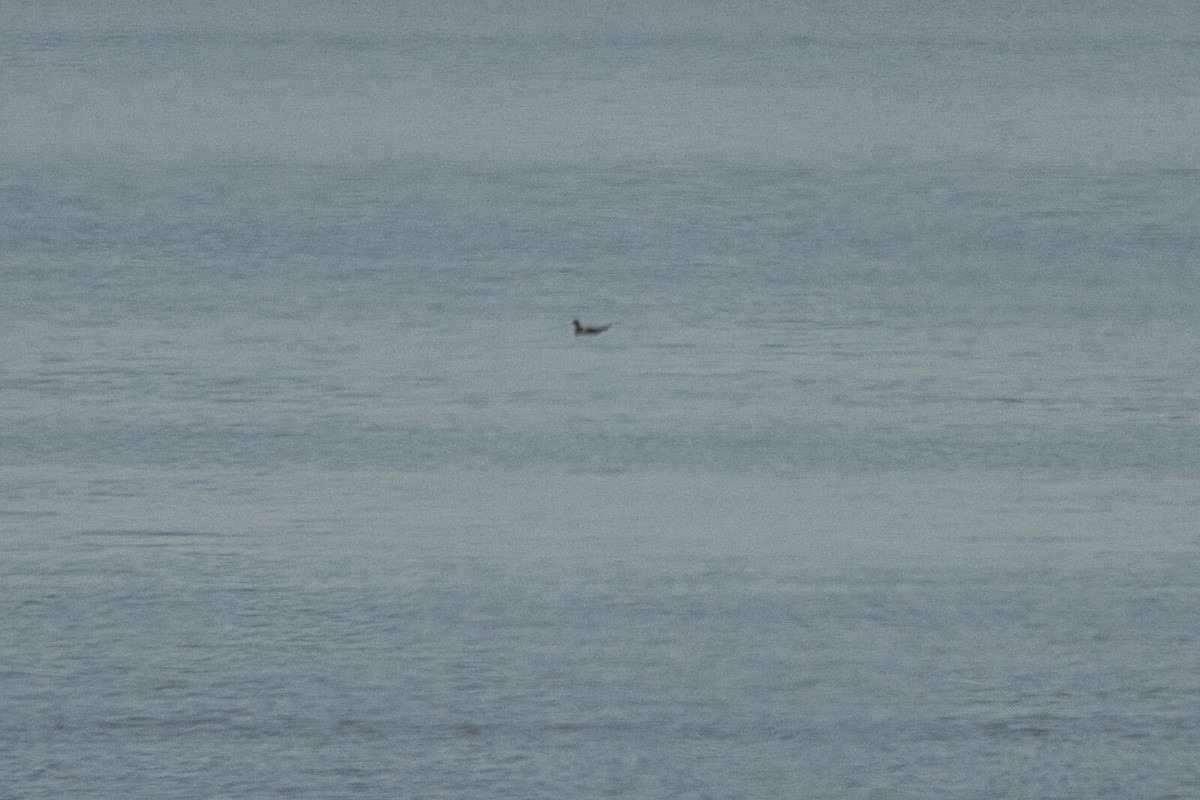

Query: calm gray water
[4,2,1200,798]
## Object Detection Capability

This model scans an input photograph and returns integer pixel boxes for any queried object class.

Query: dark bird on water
[573,319,611,335]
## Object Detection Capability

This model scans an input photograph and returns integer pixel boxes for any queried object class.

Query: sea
[3,1,1199,797]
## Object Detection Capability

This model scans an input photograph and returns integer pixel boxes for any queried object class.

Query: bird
[573,319,610,335]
